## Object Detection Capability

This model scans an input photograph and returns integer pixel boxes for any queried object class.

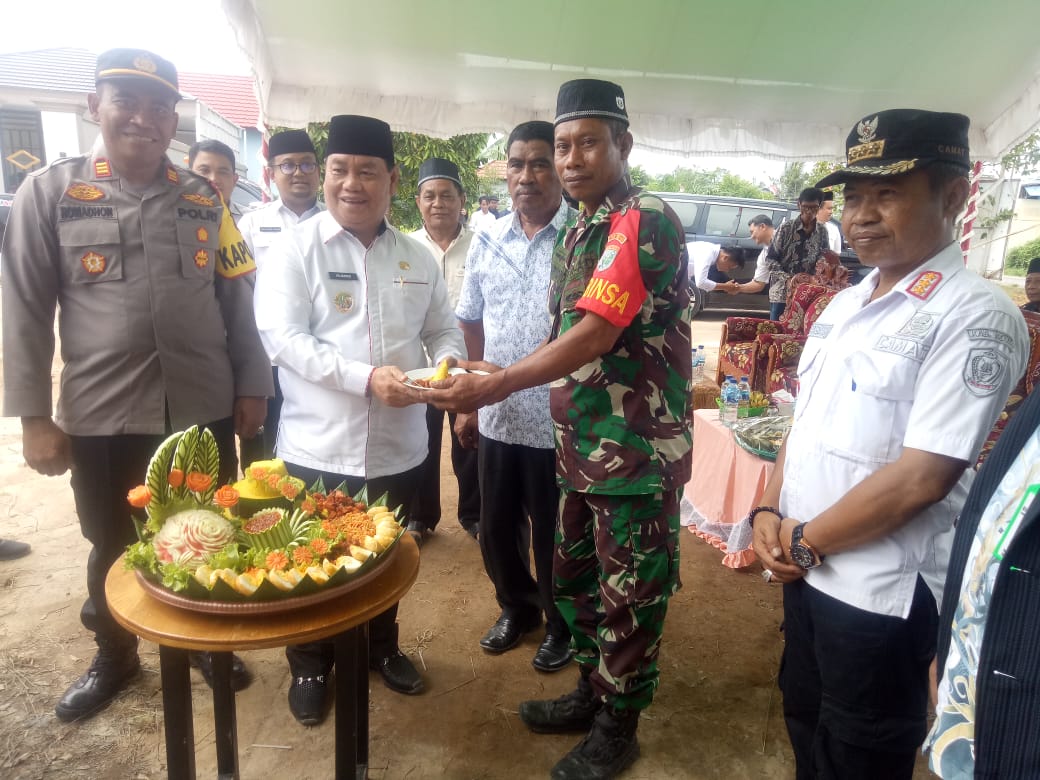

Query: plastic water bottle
[691,348,701,381]
[695,345,706,378]
[737,376,751,418]
[722,378,739,427]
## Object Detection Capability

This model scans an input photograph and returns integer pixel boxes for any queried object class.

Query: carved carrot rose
[168,468,185,488]
[213,485,240,508]
[127,485,152,508]
[185,471,213,493]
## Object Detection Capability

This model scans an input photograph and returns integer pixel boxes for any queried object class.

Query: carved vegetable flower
[168,468,185,488]
[127,485,152,508]
[152,509,236,568]
[185,471,213,493]
[265,550,289,571]
[213,485,240,509]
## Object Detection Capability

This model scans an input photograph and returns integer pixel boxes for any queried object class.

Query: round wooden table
[106,536,419,780]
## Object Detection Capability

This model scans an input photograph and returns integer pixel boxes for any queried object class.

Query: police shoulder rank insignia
[93,159,112,179]
[182,193,215,207]
[194,249,209,268]
[80,251,106,274]
[334,292,354,313]
[166,166,180,185]
[196,227,210,243]
[65,183,106,202]
[906,271,942,300]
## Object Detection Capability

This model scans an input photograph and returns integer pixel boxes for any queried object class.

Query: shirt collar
[507,199,572,239]
[321,213,395,247]
[852,242,965,309]
[581,178,636,226]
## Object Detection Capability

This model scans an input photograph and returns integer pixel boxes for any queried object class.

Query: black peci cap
[326,115,394,167]
[417,157,462,189]
[555,79,629,127]
[268,129,316,160]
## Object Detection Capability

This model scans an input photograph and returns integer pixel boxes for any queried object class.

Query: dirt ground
[0,300,993,779]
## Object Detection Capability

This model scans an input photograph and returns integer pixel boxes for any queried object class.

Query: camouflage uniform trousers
[554,487,682,711]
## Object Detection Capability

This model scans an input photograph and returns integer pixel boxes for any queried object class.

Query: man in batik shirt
[765,187,830,319]
[429,78,691,780]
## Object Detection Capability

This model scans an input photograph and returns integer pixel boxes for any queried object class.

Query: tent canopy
[223,0,1040,162]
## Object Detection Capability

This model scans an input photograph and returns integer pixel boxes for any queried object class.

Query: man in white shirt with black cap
[751,108,1028,780]
[407,157,480,542]
[254,114,466,724]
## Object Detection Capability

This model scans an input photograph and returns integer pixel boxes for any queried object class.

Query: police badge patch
[194,249,209,268]
[196,227,209,243]
[80,251,106,274]
[963,347,1008,396]
[65,183,106,202]
[334,292,354,313]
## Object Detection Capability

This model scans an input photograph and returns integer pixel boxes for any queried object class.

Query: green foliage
[1004,236,1040,275]
[808,160,845,214]
[268,124,490,232]
[775,162,809,200]
[645,166,770,198]
[1001,131,1040,176]
[628,164,651,188]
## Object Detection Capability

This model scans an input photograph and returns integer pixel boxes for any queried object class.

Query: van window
[667,200,700,232]
[704,204,740,236]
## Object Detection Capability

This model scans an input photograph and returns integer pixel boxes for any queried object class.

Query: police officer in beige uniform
[1,48,273,722]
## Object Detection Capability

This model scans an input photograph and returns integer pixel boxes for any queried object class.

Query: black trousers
[284,462,421,675]
[408,404,479,531]
[69,416,237,647]
[779,576,937,780]
[477,436,567,636]
[239,366,282,468]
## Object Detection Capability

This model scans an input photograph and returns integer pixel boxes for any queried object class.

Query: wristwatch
[789,523,824,570]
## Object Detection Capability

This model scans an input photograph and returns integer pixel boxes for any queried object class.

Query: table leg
[159,646,196,780]
[334,625,368,780]
[209,651,239,780]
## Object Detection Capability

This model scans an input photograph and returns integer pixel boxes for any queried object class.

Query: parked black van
[654,192,862,316]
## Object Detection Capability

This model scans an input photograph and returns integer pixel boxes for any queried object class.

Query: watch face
[790,543,817,570]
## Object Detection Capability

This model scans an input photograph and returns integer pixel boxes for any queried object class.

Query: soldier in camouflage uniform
[429,79,691,780]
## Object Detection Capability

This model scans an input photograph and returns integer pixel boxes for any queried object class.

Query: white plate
[403,367,489,389]
[404,366,465,389]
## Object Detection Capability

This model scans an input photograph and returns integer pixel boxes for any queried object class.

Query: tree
[268,123,490,231]
[1001,130,1040,177]
[808,160,844,214]
[642,166,770,199]
[774,162,809,200]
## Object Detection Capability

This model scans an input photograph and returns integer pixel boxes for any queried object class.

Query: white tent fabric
[223,0,1040,161]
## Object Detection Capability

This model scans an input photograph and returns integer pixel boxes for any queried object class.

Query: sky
[5,1,785,183]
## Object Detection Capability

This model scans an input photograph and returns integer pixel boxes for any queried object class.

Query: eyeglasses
[273,161,318,175]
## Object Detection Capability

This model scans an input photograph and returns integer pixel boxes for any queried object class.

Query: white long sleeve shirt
[686,240,723,291]
[253,212,465,478]
[237,199,323,271]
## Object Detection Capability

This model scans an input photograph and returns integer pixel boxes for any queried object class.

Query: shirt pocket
[826,349,918,464]
[175,217,220,282]
[58,219,124,284]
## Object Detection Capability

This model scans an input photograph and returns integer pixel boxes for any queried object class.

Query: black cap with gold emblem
[95,48,180,99]
[816,109,970,188]
[554,79,629,128]
[326,115,395,167]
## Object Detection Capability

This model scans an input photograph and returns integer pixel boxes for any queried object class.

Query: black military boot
[550,706,640,780]
[518,667,600,733]
[55,637,140,723]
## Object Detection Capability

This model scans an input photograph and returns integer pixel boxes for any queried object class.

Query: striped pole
[960,160,983,264]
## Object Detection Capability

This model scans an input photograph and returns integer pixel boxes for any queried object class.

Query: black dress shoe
[0,538,30,560]
[404,520,426,548]
[189,651,252,692]
[532,633,574,672]
[55,649,140,723]
[288,674,329,726]
[479,613,541,654]
[371,650,424,695]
